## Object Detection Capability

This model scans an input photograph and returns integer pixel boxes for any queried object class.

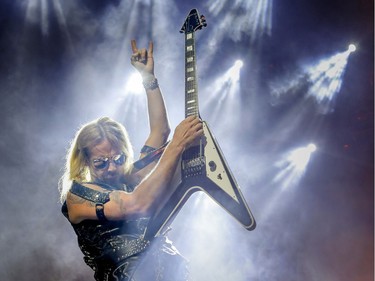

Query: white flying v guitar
[144,9,256,240]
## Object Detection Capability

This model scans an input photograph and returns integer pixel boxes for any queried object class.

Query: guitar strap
[133,142,169,170]
[70,181,112,204]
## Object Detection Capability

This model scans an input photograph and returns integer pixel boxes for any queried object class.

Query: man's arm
[130,40,171,150]
[129,40,171,182]
[67,116,203,224]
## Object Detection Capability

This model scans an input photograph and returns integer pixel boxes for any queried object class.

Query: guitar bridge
[182,156,206,178]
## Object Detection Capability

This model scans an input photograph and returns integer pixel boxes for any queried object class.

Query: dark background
[0,1,373,280]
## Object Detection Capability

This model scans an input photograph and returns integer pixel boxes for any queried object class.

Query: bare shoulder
[66,183,103,223]
[66,191,95,207]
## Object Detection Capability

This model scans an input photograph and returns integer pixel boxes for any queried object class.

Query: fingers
[185,115,202,127]
[131,40,153,65]
[131,39,143,63]
[185,115,202,128]
[131,39,137,53]
[172,117,203,151]
[131,39,153,54]
[176,116,204,144]
[190,117,204,137]
[148,41,153,58]
[140,48,147,62]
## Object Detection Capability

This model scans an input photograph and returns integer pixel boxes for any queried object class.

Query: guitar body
[145,121,256,239]
[145,9,256,240]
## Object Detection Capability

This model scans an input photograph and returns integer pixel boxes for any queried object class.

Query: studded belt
[108,237,151,263]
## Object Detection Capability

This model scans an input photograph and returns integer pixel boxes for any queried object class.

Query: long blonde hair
[59,117,134,202]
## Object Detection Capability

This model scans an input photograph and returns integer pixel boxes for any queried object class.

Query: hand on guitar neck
[171,116,203,152]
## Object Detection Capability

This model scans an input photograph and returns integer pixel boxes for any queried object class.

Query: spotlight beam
[273,144,317,189]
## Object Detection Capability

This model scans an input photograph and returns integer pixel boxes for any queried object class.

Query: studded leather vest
[62,181,189,281]
[61,181,151,280]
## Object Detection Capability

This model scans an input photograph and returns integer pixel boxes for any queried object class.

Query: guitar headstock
[180,8,207,34]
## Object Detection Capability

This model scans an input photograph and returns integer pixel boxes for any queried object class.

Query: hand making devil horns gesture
[130,39,154,80]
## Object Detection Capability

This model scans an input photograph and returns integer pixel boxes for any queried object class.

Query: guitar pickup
[182,156,206,178]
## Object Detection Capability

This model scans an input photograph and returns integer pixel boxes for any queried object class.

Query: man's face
[88,139,125,187]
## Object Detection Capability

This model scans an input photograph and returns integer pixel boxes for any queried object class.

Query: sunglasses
[91,153,126,170]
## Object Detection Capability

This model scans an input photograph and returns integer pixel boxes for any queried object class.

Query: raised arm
[130,40,170,151]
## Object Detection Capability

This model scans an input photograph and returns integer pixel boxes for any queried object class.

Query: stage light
[198,59,244,136]
[304,48,352,113]
[203,59,244,102]
[348,44,356,53]
[228,60,243,83]
[271,44,355,114]
[206,0,273,41]
[125,73,144,94]
[235,60,244,68]
[273,143,317,189]
[24,0,72,44]
[288,143,316,171]
[307,143,317,153]
[199,0,273,71]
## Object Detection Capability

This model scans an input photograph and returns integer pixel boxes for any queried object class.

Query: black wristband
[96,203,107,221]
[140,145,156,154]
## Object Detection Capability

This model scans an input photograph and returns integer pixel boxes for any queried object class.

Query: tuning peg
[200,15,207,27]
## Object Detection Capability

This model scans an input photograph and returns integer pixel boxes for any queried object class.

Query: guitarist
[59,39,203,281]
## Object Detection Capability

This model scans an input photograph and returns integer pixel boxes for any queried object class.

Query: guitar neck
[185,31,199,118]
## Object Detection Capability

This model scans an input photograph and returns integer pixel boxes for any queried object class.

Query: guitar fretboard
[185,32,199,118]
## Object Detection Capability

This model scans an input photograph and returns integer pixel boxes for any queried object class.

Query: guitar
[144,9,256,240]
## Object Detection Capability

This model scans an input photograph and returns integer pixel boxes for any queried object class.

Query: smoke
[0,1,373,281]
